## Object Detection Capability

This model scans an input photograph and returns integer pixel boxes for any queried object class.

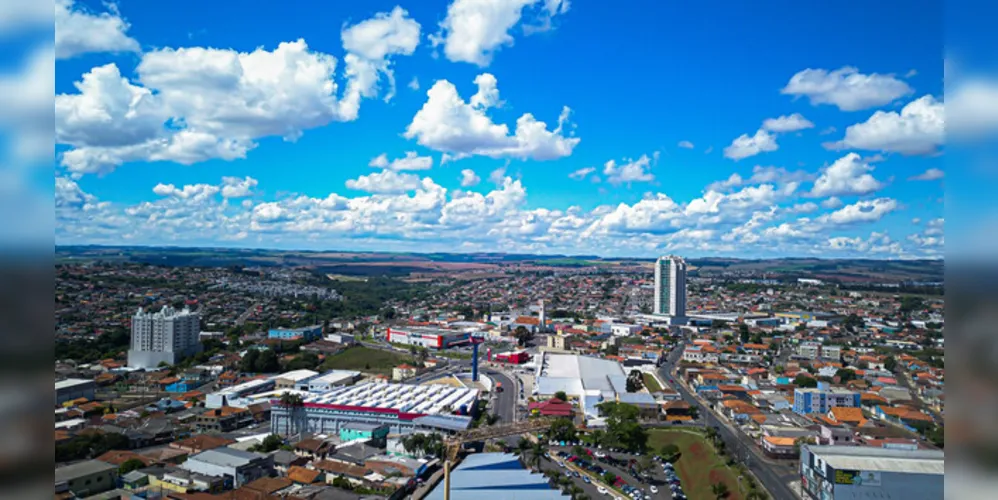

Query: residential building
[55,460,118,497]
[127,306,202,369]
[761,436,798,458]
[799,445,943,500]
[180,447,274,489]
[268,325,323,342]
[654,255,687,318]
[393,364,419,381]
[610,323,643,337]
[195,406,253,432]
[794,382,861,415]
[547,334,569,351]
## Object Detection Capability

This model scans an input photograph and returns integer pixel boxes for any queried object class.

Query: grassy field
[321,346,412,375]
[643,372,663,392]
[648,429,743,500]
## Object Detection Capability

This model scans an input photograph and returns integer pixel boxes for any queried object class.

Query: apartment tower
[654,255,688,318]
[127,305,202,369]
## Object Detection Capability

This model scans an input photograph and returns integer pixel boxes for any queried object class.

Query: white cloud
[810,152,884,197]
[762,113,815,133]
[723,129,778,161]
[404,73,579,160]
[569,166,595,180]
[460,169,481,187]
[781,66,914,111]
[819,198,898,225]
[430,0,569,67]
[677,140,694,149]
[368,151,434,171]
[790,202,819,214]
[603,155,655,185]
[221,176,258,198]
[346,170,422,194]
[57,8,422,176]
[828,232,905,256]
[488,166,507,185]
[340,6,421,102]
[707,165,814,192]
[910,168,944,181]
[824,95,944,155]
[408,76,420,90]
[55,0,140,59]
[152,183,220,202]
[820,197,844,209]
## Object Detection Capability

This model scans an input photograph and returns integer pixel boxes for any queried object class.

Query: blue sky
[43,0,957,258]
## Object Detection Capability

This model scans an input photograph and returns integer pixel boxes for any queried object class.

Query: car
[650,486,658,494]
[583,476,591,484]
[598,486,608,495]
[557,461,566,468]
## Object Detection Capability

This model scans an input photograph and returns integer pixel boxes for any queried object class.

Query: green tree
[572,444,587,458]
[739,324,750,344]
[712,481,730,499]
[660,443,680,461]
[794,374,818,388]
[278,392,305,436]
[625,369,644,393]
[554,391,568,402]
[240,349,260,373]
[602,471,617,485]
[548,418,577,442]
[118,458,145,475]
[255,349,280,373]
[257,434,284,453]
[597,402,648,452]
[835,368,857,382]
[884,356,898,373]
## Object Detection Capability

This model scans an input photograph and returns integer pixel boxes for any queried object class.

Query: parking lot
[544,445,687,499]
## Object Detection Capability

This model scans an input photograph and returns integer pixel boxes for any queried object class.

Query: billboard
[833,469,882,487]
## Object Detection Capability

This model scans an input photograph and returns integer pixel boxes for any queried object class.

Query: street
[658,344,799,500]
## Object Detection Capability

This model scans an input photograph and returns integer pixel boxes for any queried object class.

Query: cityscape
[55,248,944,500]
[42,1,953,499]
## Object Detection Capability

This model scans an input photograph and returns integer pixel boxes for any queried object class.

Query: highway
[658,343,799,500]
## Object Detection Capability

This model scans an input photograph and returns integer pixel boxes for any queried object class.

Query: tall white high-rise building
[654,255,688,318]
[127,305,202,369]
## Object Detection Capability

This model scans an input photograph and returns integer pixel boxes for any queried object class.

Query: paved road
[235,301,263,326]
[659,344,798,500]
[486,370,516,423]
[537,454,606,499]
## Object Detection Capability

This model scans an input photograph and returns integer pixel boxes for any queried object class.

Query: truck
[495,381,503,392]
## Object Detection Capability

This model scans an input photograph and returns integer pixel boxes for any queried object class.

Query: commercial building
[271,382,479,436]
[386,327,473,349]
[127,306,202,369]
[799,445,943,500]
[195,406,253,433]
[654,255,688,319]
[425,453,566,500]
[307,370,362,392]
[274,369,320,390]
[55,460,117,497]
[180,447,274,489]
[495,350,530,364]
[797,342,842,361]
[794,382,861,415]
[534,353,646,423]
[339,422,390,444]
[776,311,841,325]
[206,378,276,409]
[56,378,96,406]
[546,334,570,351]
[610,323,643,337]
[268,325,323,342]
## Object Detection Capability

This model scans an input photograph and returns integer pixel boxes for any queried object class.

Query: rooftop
[185,447,264,468]
[806,445,944,475]
[297,382,479,416]
[55,460,116,483]
[424,453,566,500]
[56,378,94,390]
[275,369,319,381]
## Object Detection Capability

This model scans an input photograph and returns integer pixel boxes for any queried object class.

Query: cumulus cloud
[404,73,579,160]
[0,44,55,162]
[810,153,884,197]
[762,113,815,133]
[430,0,569,67]
[819,197,898,225]
[368,151,433,171]
[55,0,141,59]
[603,155,655,185]
[910,168,944,181]
[945,77,998,140]
[221,176,258,198]
[824,95,944,155]
[459,169,481,187]
[678,140,694,149]
[707,165,814,192]
[781,66,914,111]
[152,183,220,202]
[821,197,844,209]
[56,7,421,176]
[723,129,778,161]
[346,170,422,194]
[408,76,420,91]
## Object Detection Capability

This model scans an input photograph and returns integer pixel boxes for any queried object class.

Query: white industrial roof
[55,378,93,390]
[302,382,478,415]
[311,370,361,384]
[537,354,625,399]
[808,445,944,475]
[275,369,319,382]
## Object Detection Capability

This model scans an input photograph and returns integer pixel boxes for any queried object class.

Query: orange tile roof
[763,436,797,447]
[287,465,322,484]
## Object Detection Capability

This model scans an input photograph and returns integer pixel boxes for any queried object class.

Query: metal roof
[185,447,263,468]
[807,445,944,475]
[424,453,566,500]
[55,460,116,482]
[55,378,94,391]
